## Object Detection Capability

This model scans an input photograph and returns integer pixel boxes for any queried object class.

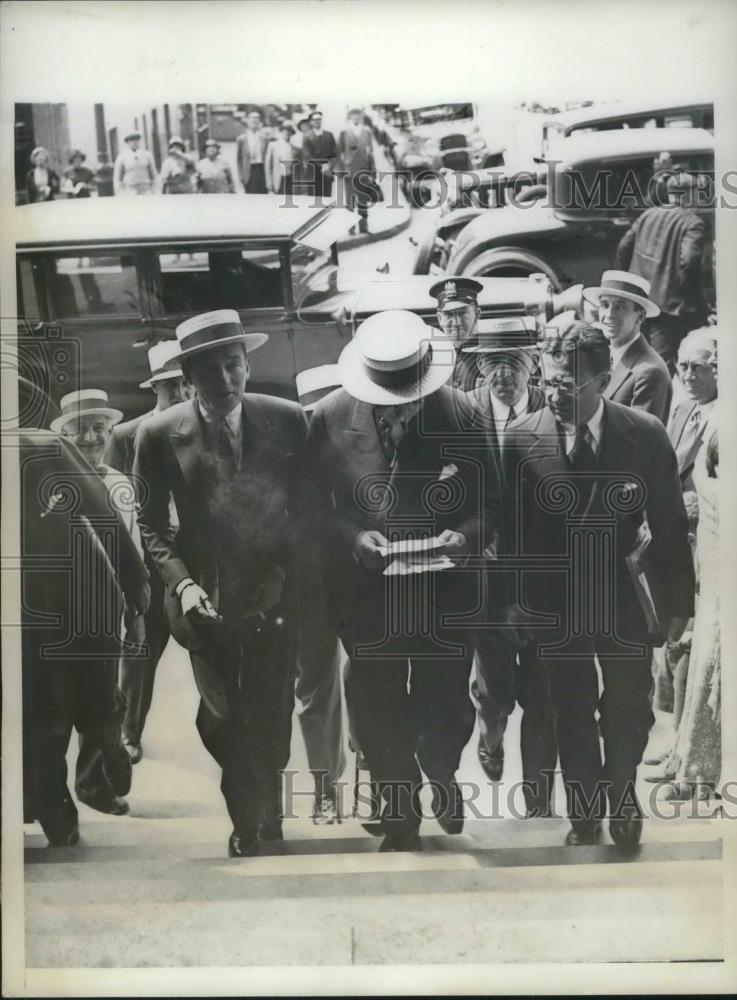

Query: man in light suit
[134,309,307,857]
[457,317,556,815]
[104,341,193,763]
[304,310,481,852]
[338,108,376,232]
[667,328,719,494]
[501,322,694,850]
[583,270,672,424]
[236,110,270,193]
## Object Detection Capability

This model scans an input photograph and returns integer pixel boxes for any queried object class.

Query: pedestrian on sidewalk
[159,137,197,195]
[196,139,236,194]
[302,110,338,199]
[265,123,299,196]
[236,110,270,193]
[113,131,157,196]
[339,108,377,233]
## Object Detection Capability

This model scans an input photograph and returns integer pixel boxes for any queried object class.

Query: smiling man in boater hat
[134,309,307,857]
[304,310,481,852]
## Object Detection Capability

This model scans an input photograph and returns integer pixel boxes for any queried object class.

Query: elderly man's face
[436,304,478,345]
[477,350,535,407]
[62,414,112,469]
[187,344,249,416]
[596,294,643,349]
[677,344,718,405]
[153,376,193,411]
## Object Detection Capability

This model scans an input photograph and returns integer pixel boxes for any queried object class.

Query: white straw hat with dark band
[583,270,660,319]
[175,309,268,360]
[462,316,538,353]
[50,389,123,433]
[338,310,455,405]
[139,340,185,388]
[296,364,342,411]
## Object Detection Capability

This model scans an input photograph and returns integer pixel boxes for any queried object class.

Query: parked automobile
[540,99,714,159]
[412,128,715,296]
[14,194,577,418]
[387,102,504,203]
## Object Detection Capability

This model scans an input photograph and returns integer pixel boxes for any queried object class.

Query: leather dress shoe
[644,765,676,783]
[228,831,260,857]
[102,744,133,797]
[76,790,130,816]
[643,749,670,766]
[431,779,464,835]
[379,830,422,852]
[477,742,504,782]
[313,790,341,826]
[564,823,602,846]
[123,738,143,765]
[609,815,643,851]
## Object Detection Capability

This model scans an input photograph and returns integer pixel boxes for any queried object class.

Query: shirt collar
[489,388,529,424]
[198,399,242,434]
[611,331,640,365]
[697,398,716,421]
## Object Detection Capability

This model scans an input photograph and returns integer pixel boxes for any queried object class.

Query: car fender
[447,203,566,274]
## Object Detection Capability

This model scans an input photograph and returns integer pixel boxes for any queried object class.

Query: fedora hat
[50,389,123,434]
[583,270,660,319]
[175,309,268,360]
[296,364,341,412]
[338,310,455,406]
[462,316,538,353]
[139,340,185,389]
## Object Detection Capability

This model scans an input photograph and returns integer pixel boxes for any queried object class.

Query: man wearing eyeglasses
[499,322,694,851]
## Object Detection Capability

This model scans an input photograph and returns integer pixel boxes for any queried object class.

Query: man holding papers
[304,310,481,852]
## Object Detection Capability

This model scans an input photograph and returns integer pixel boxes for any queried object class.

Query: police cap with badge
[429,277,483,313]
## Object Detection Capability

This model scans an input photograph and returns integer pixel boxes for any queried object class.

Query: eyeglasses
[541,372,602,396]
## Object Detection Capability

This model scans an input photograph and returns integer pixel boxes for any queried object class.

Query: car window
[664,114,694,128]
[156,247,284,314]
[45,253,140,319]
[17,258,40,322]
[290,243,332,305]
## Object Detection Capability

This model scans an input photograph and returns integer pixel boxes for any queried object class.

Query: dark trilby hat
[429,277,483,313]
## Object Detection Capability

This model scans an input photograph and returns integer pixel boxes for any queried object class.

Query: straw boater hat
[583,270,660,319]
[139,340,185,389]
[50,389,123,433]
[338,310,455,406]
[174,309,268,360]
[296,365,341,412]
[462,316,538,353]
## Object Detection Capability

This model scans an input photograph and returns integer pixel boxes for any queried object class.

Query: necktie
[569,425,597,471]
[504,405,517,431]
[377,416,402,469]
[216,418,238,473]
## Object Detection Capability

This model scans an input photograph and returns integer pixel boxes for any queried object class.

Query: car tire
[458,247,562,290]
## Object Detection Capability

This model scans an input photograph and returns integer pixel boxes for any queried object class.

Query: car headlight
[470,135,486,151]
[422,138,441,157]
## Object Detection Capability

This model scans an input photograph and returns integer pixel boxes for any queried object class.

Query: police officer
[429,277,484,391]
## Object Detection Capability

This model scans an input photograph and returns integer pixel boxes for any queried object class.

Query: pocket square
[439,463,459,481]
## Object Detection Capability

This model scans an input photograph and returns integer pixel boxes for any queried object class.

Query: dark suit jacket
[667,397,709,492]
[500,400,694,649]
[105,410,154,478]
[134,394,307,650]
[615,204,708,321]
[26,167,60,203]
[604,334,672,423]
[304,385,482,639]
[20,430,148,661]
[302,130,338,167]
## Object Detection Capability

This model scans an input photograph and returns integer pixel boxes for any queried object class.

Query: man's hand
[124,613,146,654]
[666,616,690,645]
[180,582,222,624]
[437,529,468,559]
[129,581,151,618]
[354,530,389,570]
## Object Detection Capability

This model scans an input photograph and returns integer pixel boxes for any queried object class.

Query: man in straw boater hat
[304,310,481,852]
[429,277,484,392]
[457,316,558,816]
[49,389,151,818]
[583,269,672,423]
[105,340,193,765]
[134,310,307,858]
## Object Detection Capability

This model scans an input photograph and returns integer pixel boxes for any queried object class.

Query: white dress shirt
[610,331,640,370]
[247,130,263,164]
[489,388,530,440]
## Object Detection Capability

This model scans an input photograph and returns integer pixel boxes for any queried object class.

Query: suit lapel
[604,335,645,400]
[170,399,207,487]
[668,400,696,450]
[344,396,390,471]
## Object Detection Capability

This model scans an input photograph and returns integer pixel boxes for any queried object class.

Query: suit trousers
[542,638,654,829]
[343,629,475,835]
[119,564,170,743]
[295,635,347,788]
[245,164,267,194]
[472,629,558,813]
[23,657,130,842]
[189,600,296,836]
